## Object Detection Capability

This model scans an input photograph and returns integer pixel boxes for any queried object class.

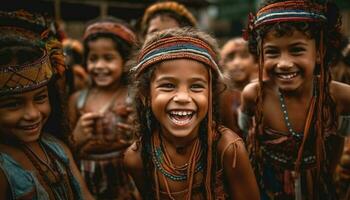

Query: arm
[238,82,259,136]
[58,140,95,200]
[123,142,145,197]
[221,136,260,200]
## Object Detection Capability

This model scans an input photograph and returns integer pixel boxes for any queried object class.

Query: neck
[159,129,199,155]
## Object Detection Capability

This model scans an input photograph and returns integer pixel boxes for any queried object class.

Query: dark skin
[124,129,260,200]
[0,139,94,199]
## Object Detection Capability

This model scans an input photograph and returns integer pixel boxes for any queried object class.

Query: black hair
[128,28,223,198]
[0,36,70,143]
[83,17,135,86]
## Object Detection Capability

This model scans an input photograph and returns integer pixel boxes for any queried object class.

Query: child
[220,37,258,91]
[68,17,139,199]
[218,37,258,136]
[140,1,197,40]
[239,0,350,199]
[0,10,93,200]
[124,28,259,200]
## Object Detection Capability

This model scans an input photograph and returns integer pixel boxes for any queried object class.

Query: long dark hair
[128,28,223,198]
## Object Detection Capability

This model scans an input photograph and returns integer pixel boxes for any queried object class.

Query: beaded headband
[0,10,64,95]
[141,1,197,29]
[83,22,136,44]
[132,36,221,78]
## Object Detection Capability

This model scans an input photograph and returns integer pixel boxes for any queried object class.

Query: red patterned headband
[132,36,221,78]
[83,22,136,44]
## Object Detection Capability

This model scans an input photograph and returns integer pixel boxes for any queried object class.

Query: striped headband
[254,0,327,28]
[83,22,136,44]
[131,36,221,77]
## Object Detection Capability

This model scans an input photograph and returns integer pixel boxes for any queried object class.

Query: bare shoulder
[330,81,350,114]
[240,82,260,114]
[216,127,245,158]
[241,82,259,103]
[123,142,143,172]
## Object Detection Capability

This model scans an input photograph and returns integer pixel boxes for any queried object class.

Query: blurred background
[3,0,350,43]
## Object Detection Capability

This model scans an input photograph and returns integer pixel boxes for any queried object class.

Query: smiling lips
[19,122,40,131]
[275,72,298,80]
[168,110,195,126]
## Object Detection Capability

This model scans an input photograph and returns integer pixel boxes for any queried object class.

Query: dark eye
[264,48,279,58]
[87,55,97,63]
[0,101,22,110]
[104,54,115,61]
[191,83,205,92]
[158,83,175,91]
[290,47,305,55]
[34,94,48,103]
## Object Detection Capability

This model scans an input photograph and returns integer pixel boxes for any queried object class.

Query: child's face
[87,37,124,88]
[221,40,257,83]
[0,86,50,143]
[263,29,318,92]
[150,59,209,140]
[147,15,180,35]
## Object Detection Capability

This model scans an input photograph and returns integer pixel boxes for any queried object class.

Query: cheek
[40,101,52,121]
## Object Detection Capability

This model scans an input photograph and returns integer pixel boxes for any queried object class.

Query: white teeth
[277,72,297,79]
[170,111,193,116]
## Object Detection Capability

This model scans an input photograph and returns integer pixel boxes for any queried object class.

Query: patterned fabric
[132,36,222,78]
[0,50,53,95]
[76,88,138,200]
[254,0,326,28]
[0,135,83,200]
[250,128,339,200]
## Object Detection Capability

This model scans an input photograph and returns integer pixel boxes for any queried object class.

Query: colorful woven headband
[254,0,327,28]
[131,36,221,77]
[141,1,197,29]
[0,50,53,95]
[83,22,136,44]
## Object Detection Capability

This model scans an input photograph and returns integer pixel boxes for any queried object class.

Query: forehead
[221,40,248,55]
[87,37,116,51]
[147,15,180,33]
[263,29,314,45]
[152,59,208,79]
[0,86,48,100]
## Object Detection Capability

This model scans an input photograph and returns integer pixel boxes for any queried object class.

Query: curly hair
[83,17,136,86]
[128,28,224,198]
[247,0,343,181]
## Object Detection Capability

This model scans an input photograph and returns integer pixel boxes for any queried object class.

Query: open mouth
[275,72,298,80]
[168,110,195,126]
[19,122,40,132]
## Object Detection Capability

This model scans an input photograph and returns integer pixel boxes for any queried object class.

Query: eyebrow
[0,88,47,101]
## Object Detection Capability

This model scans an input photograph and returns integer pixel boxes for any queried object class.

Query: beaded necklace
[151,130,204,200]
[22,141,72,200]
[278,90,303,140]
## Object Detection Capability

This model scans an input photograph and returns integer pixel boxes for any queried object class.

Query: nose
[23,102,40,121]
[94,59,106,69]
[277,55,294,69]
[173,90,191,103]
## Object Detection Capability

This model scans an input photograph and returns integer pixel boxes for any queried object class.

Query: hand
[71,112,102,146]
